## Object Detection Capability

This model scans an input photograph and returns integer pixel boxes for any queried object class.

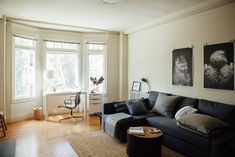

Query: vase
[91,84,100,93]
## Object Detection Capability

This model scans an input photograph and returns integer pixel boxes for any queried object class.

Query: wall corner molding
[124,0,234,34]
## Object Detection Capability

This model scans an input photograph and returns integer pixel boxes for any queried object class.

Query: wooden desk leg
[0,115,6,137]
[84,92,87,118]
[2,115,7,130]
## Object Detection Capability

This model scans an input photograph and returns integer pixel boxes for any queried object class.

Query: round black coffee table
[127,126,162,157]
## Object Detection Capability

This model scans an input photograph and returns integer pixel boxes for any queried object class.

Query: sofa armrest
[102,102,116,115]
[211,129,235,157]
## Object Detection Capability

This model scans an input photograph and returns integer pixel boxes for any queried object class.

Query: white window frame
[12,35,38,102]
[44,40,81,92]
[86,42,107,94]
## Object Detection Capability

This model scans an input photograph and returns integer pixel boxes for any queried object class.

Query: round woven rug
[67,131,127,157]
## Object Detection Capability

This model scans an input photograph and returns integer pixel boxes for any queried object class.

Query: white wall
[128,3,235,105]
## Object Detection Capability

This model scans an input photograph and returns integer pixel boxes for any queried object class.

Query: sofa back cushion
[147,91,159,110]
[198,99,235,129]
[173,97,199,116]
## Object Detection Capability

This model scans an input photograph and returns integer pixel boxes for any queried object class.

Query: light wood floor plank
[0,113,100,157]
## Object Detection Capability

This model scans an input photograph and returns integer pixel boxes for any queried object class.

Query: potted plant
[90,76,104,93]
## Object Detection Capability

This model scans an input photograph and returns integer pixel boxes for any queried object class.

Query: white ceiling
[0,0,232,33]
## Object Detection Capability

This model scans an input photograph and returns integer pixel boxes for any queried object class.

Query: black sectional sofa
[102,91,235,157]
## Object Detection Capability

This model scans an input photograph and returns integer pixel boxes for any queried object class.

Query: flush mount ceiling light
[101,0,122,4]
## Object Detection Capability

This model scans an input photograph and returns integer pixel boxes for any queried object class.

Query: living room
[0,0,235,157]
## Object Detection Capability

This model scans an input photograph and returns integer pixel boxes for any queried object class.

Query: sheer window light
[45,40,80,91]
[13,36,36,99]
[87,43,106,93]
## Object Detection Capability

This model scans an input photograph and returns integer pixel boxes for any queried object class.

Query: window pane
[89,54,104,92]
[15,48,35,99]
[15,36,34,47]
[99,45,104,50]
[46,41,54,48]
[88,44,94,50]
[46,53,78,91]
[46,41,79,50]
[88,43,105,50]
[55,42,62,49]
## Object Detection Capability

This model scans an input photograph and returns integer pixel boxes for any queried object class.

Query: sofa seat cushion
[114,112,156,142]
[147,116,211,151]
[105,112,132,137]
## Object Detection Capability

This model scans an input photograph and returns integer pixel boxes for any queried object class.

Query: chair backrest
[74,92,81,107]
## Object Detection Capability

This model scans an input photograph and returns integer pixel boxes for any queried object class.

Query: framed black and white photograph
[204,42,234,90]
[172,48,193,86]
[132,81,141,91]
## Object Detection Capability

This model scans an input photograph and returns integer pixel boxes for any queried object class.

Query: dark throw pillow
[177,113,229,137]
[113,101,128,113]
[126,100,148,115]
[152,92,181,117]
[148,91,159,109]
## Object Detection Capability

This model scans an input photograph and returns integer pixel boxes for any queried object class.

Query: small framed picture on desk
[132,81,141,91]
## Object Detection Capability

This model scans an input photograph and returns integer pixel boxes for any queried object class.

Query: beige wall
[3,22,121,122]
[119,33,128,100]
[107,33,120,101]
[0,20,3,111]
[128,3,235,104]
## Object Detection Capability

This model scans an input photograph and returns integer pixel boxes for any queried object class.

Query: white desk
[43,91,88,121]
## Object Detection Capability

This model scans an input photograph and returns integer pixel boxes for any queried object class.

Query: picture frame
[204,42,234,90]
[172,48,193,86]
[132,81,141,91]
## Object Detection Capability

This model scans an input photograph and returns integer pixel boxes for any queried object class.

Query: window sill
[12,97,40,104]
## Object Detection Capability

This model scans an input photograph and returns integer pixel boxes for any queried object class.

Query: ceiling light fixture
[101,0,122,4]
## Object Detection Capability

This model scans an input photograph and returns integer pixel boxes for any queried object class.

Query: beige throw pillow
[177,113,229,136]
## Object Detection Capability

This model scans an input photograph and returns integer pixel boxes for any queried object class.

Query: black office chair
[58,92,83,124]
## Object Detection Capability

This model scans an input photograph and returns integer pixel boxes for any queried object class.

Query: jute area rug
[67,131,185,157]
[68,131,126,157]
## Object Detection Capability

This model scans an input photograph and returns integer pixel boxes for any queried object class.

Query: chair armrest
[70,96,76,100]
[64,98,72,106]
[102,102,116,114]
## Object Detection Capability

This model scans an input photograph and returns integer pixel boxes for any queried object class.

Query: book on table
[129,127,144,135]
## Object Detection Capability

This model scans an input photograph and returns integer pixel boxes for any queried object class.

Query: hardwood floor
[0,113,101,157]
